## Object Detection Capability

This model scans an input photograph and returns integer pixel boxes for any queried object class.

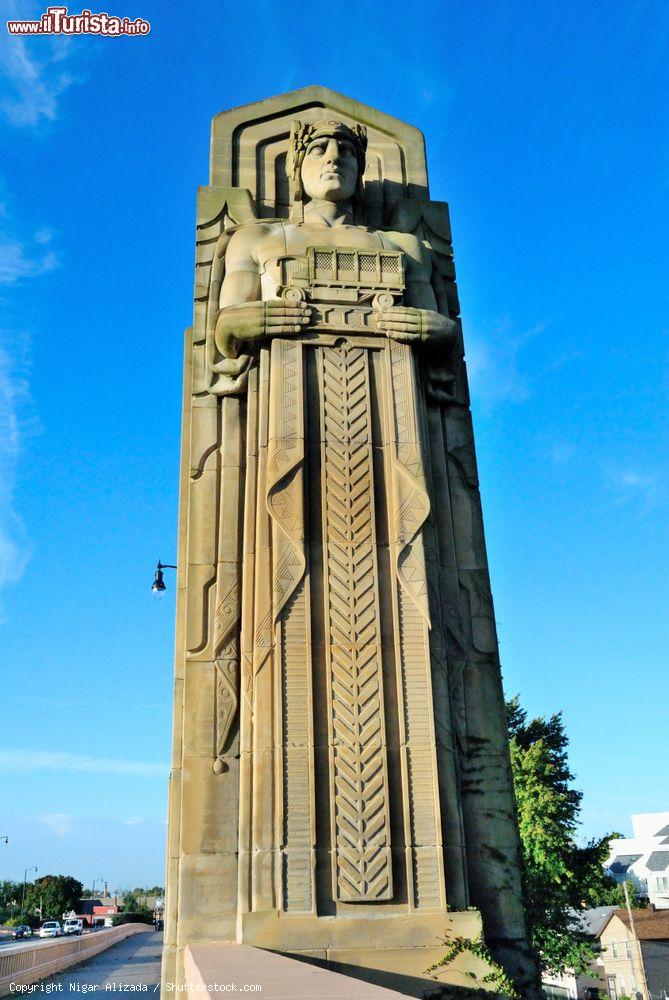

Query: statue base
[166,910,502,998]
[183,938,503,999]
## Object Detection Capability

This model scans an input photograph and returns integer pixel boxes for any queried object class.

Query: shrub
[111,909,153,926]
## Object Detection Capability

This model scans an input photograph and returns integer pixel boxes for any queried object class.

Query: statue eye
[309,144,325,156]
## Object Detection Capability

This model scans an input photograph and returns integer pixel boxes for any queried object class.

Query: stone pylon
[162,86,540,999]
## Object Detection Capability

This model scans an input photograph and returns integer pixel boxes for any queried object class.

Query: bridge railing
[0,924,154,996]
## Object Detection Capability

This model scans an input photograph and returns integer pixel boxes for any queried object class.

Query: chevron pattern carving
[320,344,393,903]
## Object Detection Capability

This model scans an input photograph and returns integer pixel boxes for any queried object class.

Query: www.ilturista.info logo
[7,6,150,35]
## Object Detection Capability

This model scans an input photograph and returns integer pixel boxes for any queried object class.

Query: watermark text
[7,6,151,36]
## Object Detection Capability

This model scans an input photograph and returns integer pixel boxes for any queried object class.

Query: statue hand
[216,300,312,358]
[375,306,456,347]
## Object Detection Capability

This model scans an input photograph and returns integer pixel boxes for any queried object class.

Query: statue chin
[304,187,353,205]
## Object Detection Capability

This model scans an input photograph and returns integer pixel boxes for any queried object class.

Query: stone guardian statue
[163,87,540,999]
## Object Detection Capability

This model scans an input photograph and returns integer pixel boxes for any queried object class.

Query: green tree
[507,697,614,975]
[0,880,23,920]
[593,877,647,910]
[122,893,139,912]
[23,875,83,920]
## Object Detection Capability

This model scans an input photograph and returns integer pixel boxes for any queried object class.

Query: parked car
[11,925,33,939]
[63,918,83,936]
[38,921,62,938]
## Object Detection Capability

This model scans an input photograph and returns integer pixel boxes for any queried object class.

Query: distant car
[11,925,33,939]
[63,918,83,936]
[38,921,62,938]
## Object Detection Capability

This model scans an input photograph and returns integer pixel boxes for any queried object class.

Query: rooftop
[599,909,669,941]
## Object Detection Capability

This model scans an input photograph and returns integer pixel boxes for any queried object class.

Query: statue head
[287,119,367,219]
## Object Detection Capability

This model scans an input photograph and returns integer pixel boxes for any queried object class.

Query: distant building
[596,908,669,999]
[541,908,612,999]
[605,812,669,910]
[76,897,119,927]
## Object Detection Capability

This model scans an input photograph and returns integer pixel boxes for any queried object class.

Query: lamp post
[21,866,37,916]
[151,560,177,598]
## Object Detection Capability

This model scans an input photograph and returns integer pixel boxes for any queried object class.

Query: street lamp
[151,560,176,599]
[21,866,37,916]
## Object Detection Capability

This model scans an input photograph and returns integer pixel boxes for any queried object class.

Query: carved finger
[380,308,418,320]
[266,308,305,318]
[382,321,419,333]
[270,308,310,319]
[267,301,310,313]
[267,316,310,328]
[380,317,420,331]
[267,315,294,325]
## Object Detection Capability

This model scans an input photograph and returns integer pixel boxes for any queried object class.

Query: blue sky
[0,0,667,891]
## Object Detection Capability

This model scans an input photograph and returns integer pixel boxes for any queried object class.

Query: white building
[605,812,669,910]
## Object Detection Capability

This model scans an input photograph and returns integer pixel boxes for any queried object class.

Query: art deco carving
[319,344,393,902]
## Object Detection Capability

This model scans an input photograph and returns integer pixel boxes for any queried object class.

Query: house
[76,897,120,927]
[596,908,669,999]
[541,908,612,999]
[605,813,669,910]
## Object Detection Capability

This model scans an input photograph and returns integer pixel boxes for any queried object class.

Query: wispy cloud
[606,467,664,511]
[465,316,549,409]
[0,750,169,778]
[38,813,73,838]
[0,176,60,285]
[0,232,58,284]
[0,334,39,602]
[0,193,58,606]
[0,5,80,129]
[122,817,144,827]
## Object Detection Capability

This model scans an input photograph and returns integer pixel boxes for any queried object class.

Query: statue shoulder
[383,229,431,277]
[383,228,426,258]
[223,220,284,267]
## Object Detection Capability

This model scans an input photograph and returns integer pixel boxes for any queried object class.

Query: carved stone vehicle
[162,87,540,999]
[276,246,405,330]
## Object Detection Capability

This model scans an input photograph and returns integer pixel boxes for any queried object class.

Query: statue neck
[303,199,353,227]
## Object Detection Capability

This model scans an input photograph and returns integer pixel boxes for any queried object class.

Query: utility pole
[623,880,650,1000]
[21,866,37,916]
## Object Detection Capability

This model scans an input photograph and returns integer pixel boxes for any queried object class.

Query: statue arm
[215,228,310,359]
[376,247,457,354]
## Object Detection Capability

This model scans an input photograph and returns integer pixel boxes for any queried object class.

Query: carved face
[300,136,358,203]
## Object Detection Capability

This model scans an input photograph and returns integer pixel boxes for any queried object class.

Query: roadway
[4,931,162,994]
[0,929,100,953]
[48,930,161,993]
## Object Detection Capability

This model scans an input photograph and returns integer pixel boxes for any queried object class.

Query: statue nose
[324,139,341,164]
